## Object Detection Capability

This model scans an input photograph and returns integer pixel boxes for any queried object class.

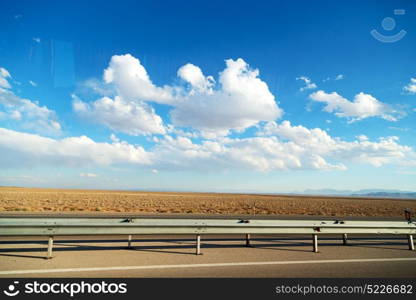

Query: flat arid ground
[0,187,415,217]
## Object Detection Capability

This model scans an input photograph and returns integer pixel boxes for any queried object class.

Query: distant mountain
[301,189,353,195]
[352,192,416,199]
[298,189,416,199]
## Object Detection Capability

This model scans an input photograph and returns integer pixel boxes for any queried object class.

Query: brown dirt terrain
[0,187,415,217]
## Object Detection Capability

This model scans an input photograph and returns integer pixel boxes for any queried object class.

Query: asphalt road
[1,234,415,278]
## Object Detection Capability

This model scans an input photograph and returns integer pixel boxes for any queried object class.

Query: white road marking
[1,257,416,275]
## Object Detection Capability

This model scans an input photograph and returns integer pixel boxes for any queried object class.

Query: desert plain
[0,187,415,217]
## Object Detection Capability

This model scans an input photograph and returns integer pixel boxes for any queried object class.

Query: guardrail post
[196,235,202,255]
[312,234,318,252]
[408,235,414,251]
[245,234,251,247]
[342,234,348,245]
[47,236,53,259]
[127,235,133,249]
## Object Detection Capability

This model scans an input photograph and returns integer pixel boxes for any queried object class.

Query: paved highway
[1,234,415,277]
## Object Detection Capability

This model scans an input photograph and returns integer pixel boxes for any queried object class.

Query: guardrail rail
[0,217,415,259]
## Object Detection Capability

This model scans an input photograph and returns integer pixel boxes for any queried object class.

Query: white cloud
[309,90,400,122]
[29,80,37,87]
[0,128,152,168]
[177,63,214,94]
[323,74,344,82]
[356,134,368,142]
[72,95,165,135]
[0,91,61,134]
[152,133,344,172]
[82,78,114,96]
[0,68,61,134]
[403,78,416,94]
[103,54,174,104]
[153,120,416,172]
[171,58,282,137]
[388,126,409,132]
[1,122,415,172]
[79,55,282,138]
[10,110,22,120]
[165,124,199,138]
[80,173,97,178]
[296,76,317,91]
[335,74,344,80]
[258,120,415,168]
[110,133,120,143]
[0,67,11,89]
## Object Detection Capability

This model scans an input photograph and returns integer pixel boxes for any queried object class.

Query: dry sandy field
[0,187,415,217]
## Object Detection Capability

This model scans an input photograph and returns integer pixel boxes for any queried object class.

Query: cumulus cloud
[356,134,368,142]
[1,122,415,172]
[258,120,415,168]
[177,63,214,94]
[0,92,61,134]
[388,126,409,132]
[403,78,416,94]
[309,90,400,122]
[80,173,97,178]
[323,74,344,82]
[0,67,61,134]
[151,134,343,172]
[110,133,120,143]
[103,54,174,104]
[152,120,416,171]
[335,74,344,80]
[77,55,283,138]
[165,125,199,138]
[29,80,37,87]
[0,128,152,168]
[171,58,282,137]
[72,95,165,135]
[0,68,11,89]
[296,76,317,91]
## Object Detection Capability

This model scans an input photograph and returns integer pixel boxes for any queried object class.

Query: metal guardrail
[0,217,415,259]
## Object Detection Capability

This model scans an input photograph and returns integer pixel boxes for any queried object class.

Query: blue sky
[0,0,415,192]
